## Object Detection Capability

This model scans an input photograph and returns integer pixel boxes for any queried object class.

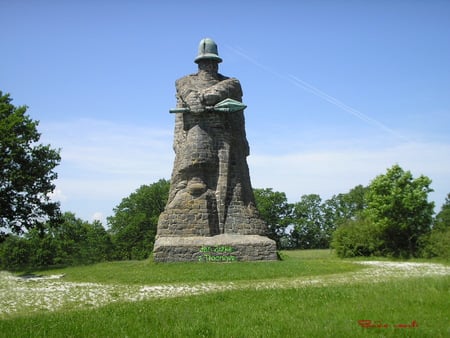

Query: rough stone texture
[153,235,278,262]
[154,40,276,262]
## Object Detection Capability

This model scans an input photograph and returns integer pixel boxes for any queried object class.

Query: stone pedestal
[153,234,277,262]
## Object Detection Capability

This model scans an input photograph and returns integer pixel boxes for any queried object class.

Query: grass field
[1,250,449,337]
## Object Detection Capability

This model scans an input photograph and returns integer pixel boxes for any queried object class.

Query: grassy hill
[0,250,449,337]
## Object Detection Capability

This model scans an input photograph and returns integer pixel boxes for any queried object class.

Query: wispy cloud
[249,141,450,207]
[43,119,173,175]
[41,118,450,221]
[41,119,173,221]
[287,75,408,141]
[226,45,406,140]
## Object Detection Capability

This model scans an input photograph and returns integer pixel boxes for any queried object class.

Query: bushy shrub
[0,213,113,270]
[419,193,450,260]
[420,227,450,260]
[0,235,31,270]
[331,217,383,258]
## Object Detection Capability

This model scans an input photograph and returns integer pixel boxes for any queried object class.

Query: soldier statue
[156,38,267,238]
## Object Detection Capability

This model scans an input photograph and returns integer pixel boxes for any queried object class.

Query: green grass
[1,276,448,337]
[33,249,361,285]
[1,250,449,337]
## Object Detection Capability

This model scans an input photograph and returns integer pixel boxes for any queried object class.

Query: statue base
[153,234,278,262]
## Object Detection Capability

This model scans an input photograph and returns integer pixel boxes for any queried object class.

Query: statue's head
[195,38,222,64]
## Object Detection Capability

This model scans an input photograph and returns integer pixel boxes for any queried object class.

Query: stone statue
[154,38,276,262]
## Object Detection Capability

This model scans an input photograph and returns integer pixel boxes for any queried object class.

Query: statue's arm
[201,78,243,106]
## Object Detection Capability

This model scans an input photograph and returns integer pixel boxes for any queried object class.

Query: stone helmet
[194,38,222,64]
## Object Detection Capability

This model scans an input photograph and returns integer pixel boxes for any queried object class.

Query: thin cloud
[42,118,173,176]
[40,119,174,221]
[249,141,450,207]
[226,45,406,140]
[288,75,408,141]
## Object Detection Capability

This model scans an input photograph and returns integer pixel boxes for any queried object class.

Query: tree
[84,220,114,263]
[420,193,450,259]
[253,188,293,248]
[47,212,113,266]
[364,164,434,257]
[324,185,367,226]
[434,193,450,231]
[321,185,367,240]
[0,235,31,270]
[291,194,330,249]
[107,179,170,260]
[0,91,61,239]
[0,212,114,269]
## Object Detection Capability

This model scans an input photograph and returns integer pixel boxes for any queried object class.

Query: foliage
[291,194,326,249]
[107,179,170,260]
[331,216,384,257]
[1,162,445,268]
[364,164,434,257]
[289,187,367,250]
[421,228,450,260]
[48,212,113,266]
[420,193,450,260]
[324,185,367,226]
[0,235,31,270]
[0,178,170,270]
[433,193,450,231]
[333,165,434,258]
[253,188,293,248]
[0,91,61,239]
[0,212,113,270]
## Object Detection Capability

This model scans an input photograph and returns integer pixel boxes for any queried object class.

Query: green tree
[49,212,88,265]
[108,179,170,260]
[291,194,330,249]
[328,185,367,223]
[364,164,434,257]
[84,220,114,263]
[47,212,112,265]
[322,185,368,239]
[0,235,31,270]
[26,227,58,267]
[434,193,450,231]
[253,188,293,248]
[420,193,450,259]
[0,91,61,239]
[0,212,113,270]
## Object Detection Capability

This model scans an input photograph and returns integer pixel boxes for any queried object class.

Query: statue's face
[198,60,219,74]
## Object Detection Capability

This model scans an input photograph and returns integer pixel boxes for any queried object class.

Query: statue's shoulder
[218,75,242,90]
[176,73,197,87]
[219,74,240,84]
[217,73,229,81]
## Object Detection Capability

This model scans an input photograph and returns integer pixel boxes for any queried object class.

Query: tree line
[0,180,169,270]
[256,165,449,259]
[1,91,449,270]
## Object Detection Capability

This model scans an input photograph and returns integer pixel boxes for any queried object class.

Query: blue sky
[2,1,450,223]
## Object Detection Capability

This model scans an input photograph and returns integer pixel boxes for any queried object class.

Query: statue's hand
[202,88,222,106]
[185,91,204,113]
